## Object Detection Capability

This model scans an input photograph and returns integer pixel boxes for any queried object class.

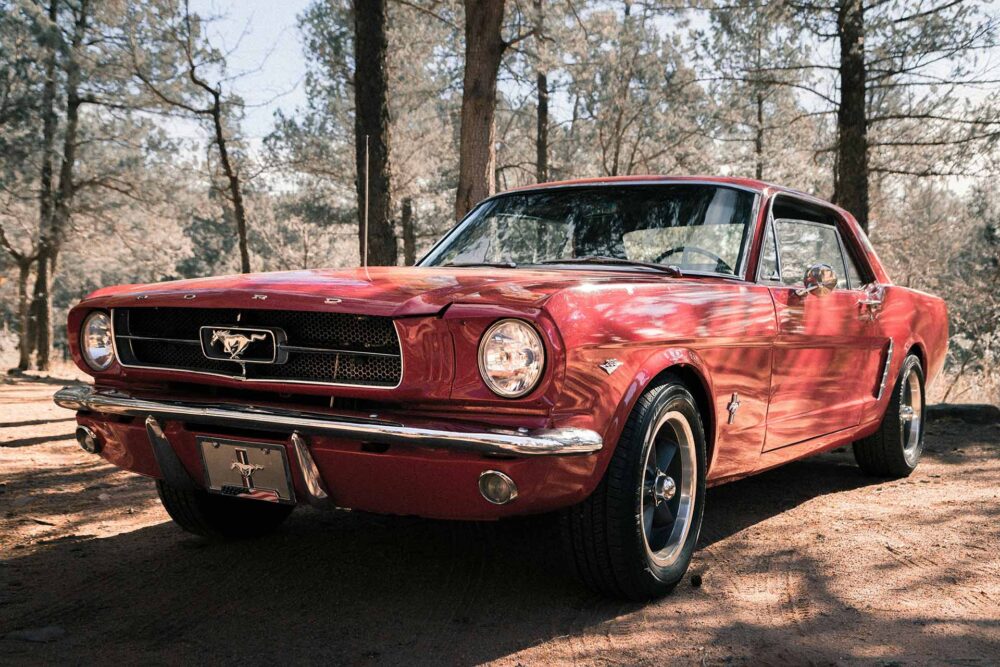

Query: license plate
[197,437,295,504]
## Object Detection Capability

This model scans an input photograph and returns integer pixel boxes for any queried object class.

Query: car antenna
[363,134,369,269]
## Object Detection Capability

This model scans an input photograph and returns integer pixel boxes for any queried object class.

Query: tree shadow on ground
[1,438,997,664]
[1,434,75,448]
[0,418,76,429]
[1,375,84,388]
[700,448,877,549]
[0,446,952,663]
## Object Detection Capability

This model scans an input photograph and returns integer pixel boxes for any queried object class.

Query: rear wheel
[853,354,925,478]
[156,480,294,539]
[559,377,707,600]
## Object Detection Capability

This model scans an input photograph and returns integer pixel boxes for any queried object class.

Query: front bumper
[54,385,602,457]
[54,385,606,519]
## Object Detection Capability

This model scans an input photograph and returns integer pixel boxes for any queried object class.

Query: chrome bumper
[53,385,603,457]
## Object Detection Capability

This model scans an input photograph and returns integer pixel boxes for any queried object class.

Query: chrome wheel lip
[640,410,697,568]
[901,368,923,466]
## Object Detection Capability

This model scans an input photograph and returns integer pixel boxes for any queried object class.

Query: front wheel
[853,354,926,478]
[559,377,707,600]
[156,480,295,539]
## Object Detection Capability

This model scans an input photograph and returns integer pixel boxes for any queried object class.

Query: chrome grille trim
[111,308,403,389]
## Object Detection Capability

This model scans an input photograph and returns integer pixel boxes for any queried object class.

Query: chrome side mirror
[795,263,837,297]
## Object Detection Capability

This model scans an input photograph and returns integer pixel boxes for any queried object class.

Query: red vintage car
[55,176,948,600]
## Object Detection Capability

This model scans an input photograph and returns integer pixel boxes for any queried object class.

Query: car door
[762,216,884,451]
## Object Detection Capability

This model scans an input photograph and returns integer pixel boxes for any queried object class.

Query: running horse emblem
[210,329,268,360]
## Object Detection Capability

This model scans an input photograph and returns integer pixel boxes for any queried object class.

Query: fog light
[478,470,518,505]
[75,426,101,454]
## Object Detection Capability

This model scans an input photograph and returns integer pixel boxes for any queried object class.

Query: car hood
[81,266,639,317]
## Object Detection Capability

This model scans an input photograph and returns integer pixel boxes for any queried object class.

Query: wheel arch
[609,349,718,477]
[651,364,716,475]
[905,340,927,372]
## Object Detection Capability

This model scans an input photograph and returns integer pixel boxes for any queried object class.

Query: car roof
[503,175,833,208]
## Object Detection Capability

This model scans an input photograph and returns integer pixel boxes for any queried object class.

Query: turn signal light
[478,470,518,505]
[75,426,101,454]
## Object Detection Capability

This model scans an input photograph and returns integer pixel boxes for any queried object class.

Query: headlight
[478,319,545,398]
[81,311,115,371]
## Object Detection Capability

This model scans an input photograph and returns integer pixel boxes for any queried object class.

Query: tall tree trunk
[455,0,506,221]
[753,22,764,181]
[536,70,548,183]
[534,0,548,183]
[29,0,60,369]
[30,249,52,369]
[1,227,37,371]
[209,92,251,273]
[175,0,251,273]
[401,197,416,266]
[16,260,33,371]
[35,0,88,370]
[834,0,869,231]
[354,0,396,266]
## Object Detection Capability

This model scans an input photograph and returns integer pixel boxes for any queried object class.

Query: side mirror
[795,263,837,297]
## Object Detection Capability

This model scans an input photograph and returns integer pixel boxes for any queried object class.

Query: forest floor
[1,373,998,665]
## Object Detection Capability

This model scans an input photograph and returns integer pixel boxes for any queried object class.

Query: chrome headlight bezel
[477,318,546,399]
[81,311,116,371]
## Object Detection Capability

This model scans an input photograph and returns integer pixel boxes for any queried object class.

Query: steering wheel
[653,245,733,274]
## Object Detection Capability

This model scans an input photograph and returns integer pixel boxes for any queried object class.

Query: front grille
[113,307,402,387]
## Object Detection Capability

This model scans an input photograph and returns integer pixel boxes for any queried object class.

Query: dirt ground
[1,374,998,666]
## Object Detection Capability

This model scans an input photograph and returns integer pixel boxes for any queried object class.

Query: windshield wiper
[537,256,682,276]
[441,261,519,269]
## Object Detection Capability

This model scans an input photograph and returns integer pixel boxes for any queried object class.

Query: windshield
[421,184,758,276]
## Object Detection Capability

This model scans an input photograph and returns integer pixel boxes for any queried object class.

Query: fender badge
[727,392,741,424]
[599,359,622,375]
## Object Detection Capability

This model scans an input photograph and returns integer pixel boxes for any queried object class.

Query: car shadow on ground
[699,447,878,549]
[2,428,997,664]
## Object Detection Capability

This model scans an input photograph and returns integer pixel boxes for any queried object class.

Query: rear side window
[758,221,781,282]
[773,219,849,288]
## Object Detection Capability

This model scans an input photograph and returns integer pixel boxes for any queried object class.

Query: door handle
[858,296,882,321]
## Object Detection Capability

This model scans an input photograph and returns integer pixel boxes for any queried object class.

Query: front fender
[551,344,716,498]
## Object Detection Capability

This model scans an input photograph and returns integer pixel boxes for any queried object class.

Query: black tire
[559,377,707,600]
[853,354,925,478]
[156,480,294,539]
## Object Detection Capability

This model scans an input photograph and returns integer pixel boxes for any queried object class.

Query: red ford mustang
[55,176,948,600]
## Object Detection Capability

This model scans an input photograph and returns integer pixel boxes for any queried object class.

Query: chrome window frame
[754,192,874,290]
[833,227,867,290]
[757,215,783,284]
[769,217,851,290]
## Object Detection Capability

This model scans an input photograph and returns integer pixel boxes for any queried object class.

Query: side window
[773,218,849,289]
[758,220,780,282]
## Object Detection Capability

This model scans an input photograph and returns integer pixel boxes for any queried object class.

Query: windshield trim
[418,182,763,282]
[485,178,763,200]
